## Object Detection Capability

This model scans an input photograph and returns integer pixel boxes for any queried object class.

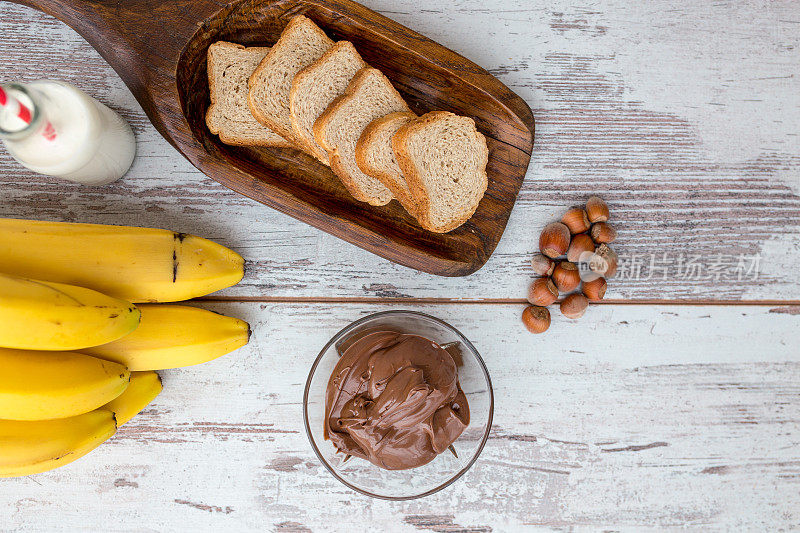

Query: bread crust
[247,15,332,146]
[393,111,488,233]
[355,111,418,216]
[313,67,407,206]
[313,79,372,202]
[290,41,365,165]
[206,41,292,148]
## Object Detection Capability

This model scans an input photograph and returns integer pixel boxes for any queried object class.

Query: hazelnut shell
[561,208,591,234]
[591,222,617,244]
[531,253,555,276]
[538,222,571,258]
[592,244,618,278]
[582,277,607,301]
[560,293,589,319]
[527,277,559,306]
[567,233,595,262]
[552,261,581,293]
[522,305,551,334]
[586,196,610,223]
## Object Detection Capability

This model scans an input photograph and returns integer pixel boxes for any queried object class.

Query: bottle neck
[0,83,47,141]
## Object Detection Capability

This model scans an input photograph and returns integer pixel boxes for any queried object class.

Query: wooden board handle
[7,0,228,143]
[5,0,223,92]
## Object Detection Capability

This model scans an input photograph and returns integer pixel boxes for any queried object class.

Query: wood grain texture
[0,3,798,529]
[0,1,798,299]
[1,302,798,530]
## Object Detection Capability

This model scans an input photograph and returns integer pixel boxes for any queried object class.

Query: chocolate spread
[324,331,469,470]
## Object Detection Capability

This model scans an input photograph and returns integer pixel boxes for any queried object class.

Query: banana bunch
[0,218,251,478]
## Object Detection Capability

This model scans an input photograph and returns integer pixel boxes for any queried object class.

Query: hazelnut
[560,293,589,319]
[586,196,609,223]
[590,222,617,244]
[552,261,581,292]
[530,253,555,276]
[527,277,559,306]
[561,207,591,234]
[522,305,551,334]
[567,233,595,262]
[590,243,618,278]
[538,222,571,258]
[582,277,607,301]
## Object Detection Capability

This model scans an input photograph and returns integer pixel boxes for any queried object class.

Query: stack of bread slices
[206,15,489,233]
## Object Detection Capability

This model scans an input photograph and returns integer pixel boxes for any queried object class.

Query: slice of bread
[290,41,366,165]
[206,42,292,147]
[355,111,418,215]
[248,15,333,145]
[393,111,489,233]
[314,68,410,206]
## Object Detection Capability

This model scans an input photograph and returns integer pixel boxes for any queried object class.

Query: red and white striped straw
[0,85,33,125]
[0,84,57,140]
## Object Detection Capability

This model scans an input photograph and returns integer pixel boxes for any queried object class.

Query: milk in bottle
[0,81,136,185]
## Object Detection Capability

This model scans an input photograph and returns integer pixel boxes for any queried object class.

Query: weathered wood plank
[0,1,798,300]
[1,302,798,530]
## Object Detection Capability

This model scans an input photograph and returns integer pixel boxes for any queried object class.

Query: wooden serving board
[10,0,535,276]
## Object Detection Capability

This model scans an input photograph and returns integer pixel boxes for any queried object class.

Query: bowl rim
[302,309,494,501]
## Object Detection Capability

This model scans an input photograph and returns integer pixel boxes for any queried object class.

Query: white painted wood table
[1,1,799,530]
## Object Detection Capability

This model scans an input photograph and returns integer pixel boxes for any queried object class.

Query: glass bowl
[303,310,494,500]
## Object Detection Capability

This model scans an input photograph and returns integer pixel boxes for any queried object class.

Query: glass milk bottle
[0,81,136,185]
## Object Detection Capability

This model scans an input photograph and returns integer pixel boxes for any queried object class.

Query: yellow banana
[83,304,250,370]
[0,410,117,477]
[0,273,140,351]
[102,371,162,425]
[0,348,130,420]
[0,217,244,303]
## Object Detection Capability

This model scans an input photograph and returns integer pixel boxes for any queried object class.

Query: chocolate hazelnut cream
[324,331,470,470]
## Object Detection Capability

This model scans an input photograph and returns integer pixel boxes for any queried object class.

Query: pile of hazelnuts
[522,196,618,334]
